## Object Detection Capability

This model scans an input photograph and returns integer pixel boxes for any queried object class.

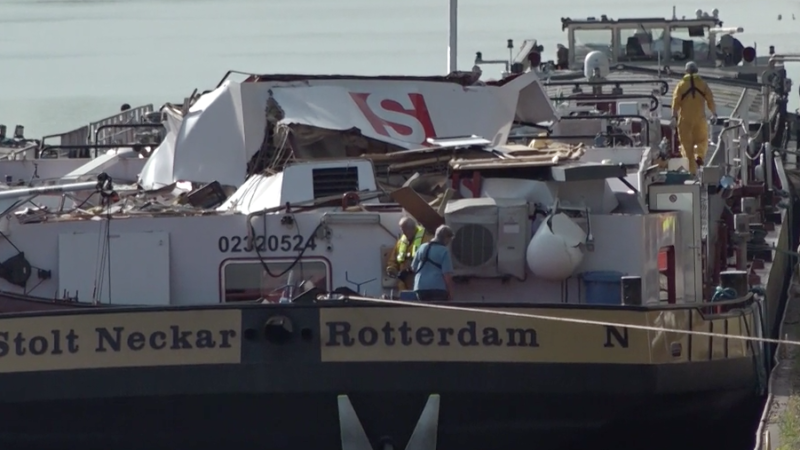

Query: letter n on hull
[604,326,629,348]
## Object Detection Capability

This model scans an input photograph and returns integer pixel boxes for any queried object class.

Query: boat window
[221,259,330,303]
[664,26,711,63]
[658,246,676,304]
[572,29,613,63]
[618,25,666,62]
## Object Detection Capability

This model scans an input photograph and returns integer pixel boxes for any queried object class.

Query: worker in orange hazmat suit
[671,61,717,174]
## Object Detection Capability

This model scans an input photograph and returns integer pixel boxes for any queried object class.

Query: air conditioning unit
[444,198,530,279]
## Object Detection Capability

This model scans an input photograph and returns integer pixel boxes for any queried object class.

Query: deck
[543,65,766,118]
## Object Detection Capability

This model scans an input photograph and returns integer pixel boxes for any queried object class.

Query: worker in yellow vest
[386,217,432,291]
[671,61,717,174]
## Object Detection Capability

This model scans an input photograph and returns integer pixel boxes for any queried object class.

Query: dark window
[222,260,329,303]
[312,167,359,199]
[658,246,676,303]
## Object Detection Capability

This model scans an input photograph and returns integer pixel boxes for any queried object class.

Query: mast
[448,0,458,73]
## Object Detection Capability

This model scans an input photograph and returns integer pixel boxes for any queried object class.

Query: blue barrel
[582,271,625,305]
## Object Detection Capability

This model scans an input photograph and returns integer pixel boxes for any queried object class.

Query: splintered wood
[449,143,585,170]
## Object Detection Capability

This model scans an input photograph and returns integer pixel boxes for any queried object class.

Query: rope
[343,295,800,347]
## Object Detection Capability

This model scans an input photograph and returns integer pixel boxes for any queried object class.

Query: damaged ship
[0,9,793,450]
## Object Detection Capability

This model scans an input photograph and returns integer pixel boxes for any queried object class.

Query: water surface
[1,0,799,136]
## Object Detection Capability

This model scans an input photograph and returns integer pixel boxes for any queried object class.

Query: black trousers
[415,289,449,301]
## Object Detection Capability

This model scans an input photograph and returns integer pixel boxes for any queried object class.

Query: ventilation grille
[451,224,495,267]
[312,167,360,199]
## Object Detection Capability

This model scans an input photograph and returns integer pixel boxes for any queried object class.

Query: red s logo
[350,92,437,146]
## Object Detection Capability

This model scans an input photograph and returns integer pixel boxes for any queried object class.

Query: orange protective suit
[671,73,717,174]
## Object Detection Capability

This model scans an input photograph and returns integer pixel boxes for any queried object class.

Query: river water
[1,0,799,137]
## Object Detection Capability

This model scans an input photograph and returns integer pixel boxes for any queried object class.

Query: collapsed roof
[138,72,558,190]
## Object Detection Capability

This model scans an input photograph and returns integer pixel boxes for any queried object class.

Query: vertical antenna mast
[448,0,458,73]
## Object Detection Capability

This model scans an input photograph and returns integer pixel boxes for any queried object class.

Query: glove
[386,266,398,277]
[710,113,718,123]
[669,117,677,129]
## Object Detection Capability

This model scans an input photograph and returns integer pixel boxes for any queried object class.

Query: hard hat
[685,61,699,74]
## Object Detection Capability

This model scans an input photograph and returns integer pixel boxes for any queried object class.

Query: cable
[342,295,800,347]
[105,197,112,303]
[250,220,324,280]
[244,190,387,282]
[92,173,116,304]
[0,230,22,254]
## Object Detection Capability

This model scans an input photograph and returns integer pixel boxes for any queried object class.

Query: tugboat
[0,9,792,450]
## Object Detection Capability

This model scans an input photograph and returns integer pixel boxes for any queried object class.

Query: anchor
[338,394,440,450]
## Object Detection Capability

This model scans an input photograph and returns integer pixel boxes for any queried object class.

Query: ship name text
[324,320,539,348]
[0,326,238,357]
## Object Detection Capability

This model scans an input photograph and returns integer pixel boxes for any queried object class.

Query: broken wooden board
[390,186,446,232]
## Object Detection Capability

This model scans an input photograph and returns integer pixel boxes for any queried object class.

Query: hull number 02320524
[218,235,317,253]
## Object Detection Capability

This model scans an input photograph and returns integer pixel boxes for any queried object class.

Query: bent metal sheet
[0,310,242,373]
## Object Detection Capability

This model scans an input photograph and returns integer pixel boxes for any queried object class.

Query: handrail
[732,86,756,119]
[613,64,766,89]
[39,104,155,150]
[544,78,670,96]
[768,53,800,67]
[92,123,165,158]
[550,93,661,112]
[511,133,640,146]
[327,291,756,314]
[707,121,746,167]
[40,126,89,147]
[37,143,153,160]
[0,143,39,161]
[559,113,651,146]
[90,105,154,145]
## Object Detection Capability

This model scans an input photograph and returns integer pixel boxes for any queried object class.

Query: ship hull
[0,359,760,450]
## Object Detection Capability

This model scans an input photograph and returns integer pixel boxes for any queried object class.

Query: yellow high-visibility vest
[396,226,425,263]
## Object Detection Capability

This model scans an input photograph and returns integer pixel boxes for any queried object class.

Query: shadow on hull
[0,391,760,450]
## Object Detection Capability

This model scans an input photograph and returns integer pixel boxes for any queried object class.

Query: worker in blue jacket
[411,225,455,301]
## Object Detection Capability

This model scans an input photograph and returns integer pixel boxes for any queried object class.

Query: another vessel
[474,8,790,159]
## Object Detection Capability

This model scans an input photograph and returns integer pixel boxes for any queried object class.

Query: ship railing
[707,86,755,166]
[90,105,154,146]
[731,86,757,123]
[39,125,90,150]
[38,105,155,159]
[621,292,756,315]
[0,143,42,161]
[707,119,753,183]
